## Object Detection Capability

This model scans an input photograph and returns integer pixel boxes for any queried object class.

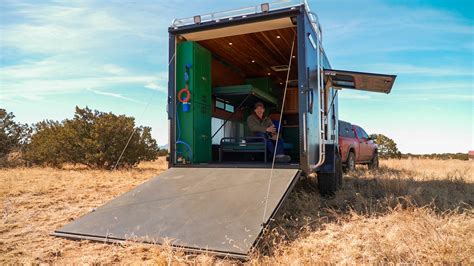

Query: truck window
[338,121,355,138]
[355,126,368,139]
[348,126,356,138]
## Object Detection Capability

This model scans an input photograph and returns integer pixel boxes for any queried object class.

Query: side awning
[324,69,396,94]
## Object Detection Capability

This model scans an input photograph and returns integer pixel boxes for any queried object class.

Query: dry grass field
[1,158,473,264]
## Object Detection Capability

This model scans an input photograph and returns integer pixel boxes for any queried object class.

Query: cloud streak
[87,89,146,104]
[1,0,169,102]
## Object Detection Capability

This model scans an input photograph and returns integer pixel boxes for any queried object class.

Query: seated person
[247,102,291,163]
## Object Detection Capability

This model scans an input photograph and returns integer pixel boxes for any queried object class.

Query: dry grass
[1,158,472,264]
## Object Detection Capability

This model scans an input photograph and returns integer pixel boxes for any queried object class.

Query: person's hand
[266,125,276,133]
[270,133,278,140]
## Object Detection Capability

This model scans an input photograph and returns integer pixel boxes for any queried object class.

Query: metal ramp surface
[52,167,300,258]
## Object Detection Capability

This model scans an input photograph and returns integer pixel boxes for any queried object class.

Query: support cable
[261,33,296,225]
[113,52,176,170]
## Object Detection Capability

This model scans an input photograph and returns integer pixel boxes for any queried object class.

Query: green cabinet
[176,41,212,163]
[246,77,274,94]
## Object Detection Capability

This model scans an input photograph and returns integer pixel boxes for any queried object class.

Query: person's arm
[263,118,274,129]
[247,115,268,133]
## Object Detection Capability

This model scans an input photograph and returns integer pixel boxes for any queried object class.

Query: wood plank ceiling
[198,27,298,87]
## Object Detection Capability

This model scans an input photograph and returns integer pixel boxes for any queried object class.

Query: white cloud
[0,1,172,102]
[0,3,137,55]
[338,93,372,100]
[0,56,166,100]
[145,81,164,91]
[357,63,474,77]
[87,89,146,104]
[396,82,473,91]
[103,64,126,75]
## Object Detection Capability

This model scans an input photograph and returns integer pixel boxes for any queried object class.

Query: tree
[25,107,160,169]
[370,133,401,159]
[0,109,31,166]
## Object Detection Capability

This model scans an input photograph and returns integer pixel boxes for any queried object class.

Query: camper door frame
[167,4,338,175]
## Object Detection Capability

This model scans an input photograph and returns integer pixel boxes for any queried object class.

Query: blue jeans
[255,132,285,156]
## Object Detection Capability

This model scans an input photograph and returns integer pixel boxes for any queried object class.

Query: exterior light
[193,15,201,24]
[261,3,270,13]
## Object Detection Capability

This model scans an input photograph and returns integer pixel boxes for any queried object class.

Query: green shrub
[25,107,160,169]
[370,133,402,159]
[157,149,169,156]
[0,109,31,167]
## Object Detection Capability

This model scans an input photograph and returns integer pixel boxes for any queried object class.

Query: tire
[368,152,379,170]
[347,151,356,172]
[318,173,336,197]
[318,151,341,196]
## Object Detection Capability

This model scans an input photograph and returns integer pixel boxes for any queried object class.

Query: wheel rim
[349,154,355,170]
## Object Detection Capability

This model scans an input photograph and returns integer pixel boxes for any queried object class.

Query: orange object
[178,85,191,103]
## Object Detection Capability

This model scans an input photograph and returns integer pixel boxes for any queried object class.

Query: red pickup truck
[338,120,379,171]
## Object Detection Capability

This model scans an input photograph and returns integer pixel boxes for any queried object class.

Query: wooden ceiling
[198,27,298,87]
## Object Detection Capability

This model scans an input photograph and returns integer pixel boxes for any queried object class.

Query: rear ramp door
[324,69,396,93]
[52,168,300,258]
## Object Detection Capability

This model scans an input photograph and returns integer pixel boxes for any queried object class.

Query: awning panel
[324,69,396,94]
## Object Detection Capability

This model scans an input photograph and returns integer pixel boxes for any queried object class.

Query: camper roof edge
[169,1,322,41]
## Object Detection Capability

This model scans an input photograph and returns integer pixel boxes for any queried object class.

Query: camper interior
[174,18,303,166]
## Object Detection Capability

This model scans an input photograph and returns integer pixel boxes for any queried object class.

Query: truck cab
[339,120,378,171]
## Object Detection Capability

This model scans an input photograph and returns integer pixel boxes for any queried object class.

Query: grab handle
[308,88,314,114]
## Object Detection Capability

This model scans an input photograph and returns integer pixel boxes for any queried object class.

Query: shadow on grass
[257,165,473,255]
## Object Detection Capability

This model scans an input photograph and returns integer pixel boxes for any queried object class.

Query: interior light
[251,60,255,63]
[229,42,233,46]
[280,82,283,85]
[193,15,201,24]
[261,3,270,13]
[267,72,271,76]
[276,35,281,39]
[292,55,296,58]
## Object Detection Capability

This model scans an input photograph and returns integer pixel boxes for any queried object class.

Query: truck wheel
[318,173,336,197]
[368,152,379,170]
[347,152,356,172]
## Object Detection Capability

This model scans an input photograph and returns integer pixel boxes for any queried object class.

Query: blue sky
[1,0,472,153]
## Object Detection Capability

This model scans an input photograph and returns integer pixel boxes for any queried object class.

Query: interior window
[216,100,225,110]
[211,118,224,144]
[215,99,235,113]
[225,104,234,113]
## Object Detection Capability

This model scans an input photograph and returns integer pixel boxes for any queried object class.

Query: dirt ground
[1,158,473,264]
